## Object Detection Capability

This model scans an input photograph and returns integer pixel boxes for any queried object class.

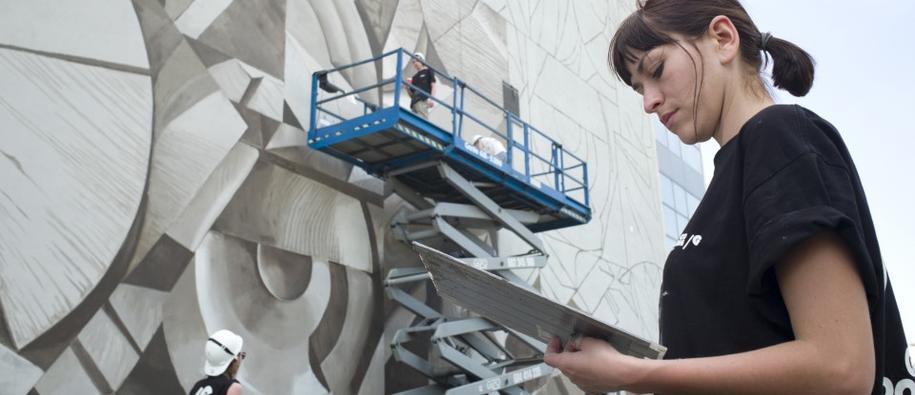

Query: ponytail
[764,35,815,96]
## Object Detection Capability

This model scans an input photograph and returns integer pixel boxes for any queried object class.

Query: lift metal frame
[307,49,593,394]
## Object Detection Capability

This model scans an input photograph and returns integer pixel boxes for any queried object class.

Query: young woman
[189,330,246,395]
[543,1,910,394]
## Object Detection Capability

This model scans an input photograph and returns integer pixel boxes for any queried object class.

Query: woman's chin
[671,129,705,145]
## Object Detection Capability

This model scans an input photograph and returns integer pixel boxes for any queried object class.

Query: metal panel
[416,243,668,360]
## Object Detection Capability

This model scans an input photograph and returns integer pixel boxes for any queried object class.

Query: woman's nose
[643,88,663,114]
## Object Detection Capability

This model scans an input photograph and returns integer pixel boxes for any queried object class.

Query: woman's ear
[708,15,740,64]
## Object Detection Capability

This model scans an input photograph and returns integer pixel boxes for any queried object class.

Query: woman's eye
[652,63,664,79]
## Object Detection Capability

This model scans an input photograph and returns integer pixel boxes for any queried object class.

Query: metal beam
[394,384,446,395]
[444,363,553,395]
[431,202,540,224]
[431,318,499,340]
[391,324,441,346]
[388,160,440,177]
[390,177,434,210]
[433,217,495,257]
[385,271,432,286]
[437,163,544,253]
[431,318,507,361]
[508,332,546,355]
[386,287,443,320]
[433,319,507,361]
[435,344,525,395]
[404,228,442,242]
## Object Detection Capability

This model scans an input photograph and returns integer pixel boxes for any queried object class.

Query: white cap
[413,52,425,61]
[204,330,243,376]
[470,134,484,145]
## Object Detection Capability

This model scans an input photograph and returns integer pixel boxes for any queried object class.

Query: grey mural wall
[0,0,665,394]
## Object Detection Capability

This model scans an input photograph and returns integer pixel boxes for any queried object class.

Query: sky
[695,1,915,338]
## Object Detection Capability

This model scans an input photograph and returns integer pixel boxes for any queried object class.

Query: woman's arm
[545,232,875,395]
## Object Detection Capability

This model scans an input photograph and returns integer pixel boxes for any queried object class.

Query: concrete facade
[0,1,665,393]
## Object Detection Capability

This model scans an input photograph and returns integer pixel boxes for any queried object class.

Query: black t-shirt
[659,104,910,394]
[410,68,436,105]
[188,375,238,395]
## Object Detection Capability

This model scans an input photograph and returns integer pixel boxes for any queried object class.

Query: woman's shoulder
[739,104,845,161]
[741,104,808,142]
[735,104,852,190]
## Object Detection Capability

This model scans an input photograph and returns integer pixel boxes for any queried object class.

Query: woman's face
[625,37,725,144]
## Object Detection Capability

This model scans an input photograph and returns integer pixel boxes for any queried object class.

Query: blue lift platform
[308,49,590,233]
[308,49,592,395]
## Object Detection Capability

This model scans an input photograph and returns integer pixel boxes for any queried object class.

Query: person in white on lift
[470,134,507,163]
[188,330,245,395]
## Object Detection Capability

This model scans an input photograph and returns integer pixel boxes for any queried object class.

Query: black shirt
[188,375,238,395]
[659,104,910,394]
[410,68,436,106]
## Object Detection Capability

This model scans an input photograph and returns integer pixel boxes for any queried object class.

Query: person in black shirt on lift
[404,52,436,119]
[543,1,910,394]
[189,330,246,395]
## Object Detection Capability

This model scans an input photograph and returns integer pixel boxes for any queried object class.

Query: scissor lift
[308,49,591,394]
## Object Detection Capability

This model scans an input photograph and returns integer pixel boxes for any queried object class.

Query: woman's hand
[543,336,648,393]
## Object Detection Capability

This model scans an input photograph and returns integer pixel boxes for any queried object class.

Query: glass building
[655,119,706,250]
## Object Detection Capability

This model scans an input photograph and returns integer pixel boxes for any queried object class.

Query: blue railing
[308,48,590,208]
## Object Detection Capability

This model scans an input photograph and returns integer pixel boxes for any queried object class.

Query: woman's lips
[661,110,677,128]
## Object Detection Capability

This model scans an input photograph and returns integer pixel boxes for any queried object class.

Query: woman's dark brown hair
[609,0,815,97]
[225,358,240,379]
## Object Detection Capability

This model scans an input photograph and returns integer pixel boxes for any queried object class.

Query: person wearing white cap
[402,51,436,119]
[188,329,245,395]
[470,134,507,163]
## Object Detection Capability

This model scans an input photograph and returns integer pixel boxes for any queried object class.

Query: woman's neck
[713,79,775,147]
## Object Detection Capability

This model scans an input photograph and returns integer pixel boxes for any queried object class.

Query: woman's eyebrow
[638,49,665,74]
[630,53,654,90]
[636,55,649,74]
[636,48,658,73]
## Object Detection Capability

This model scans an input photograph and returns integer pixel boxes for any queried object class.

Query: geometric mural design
[0,1,664,394]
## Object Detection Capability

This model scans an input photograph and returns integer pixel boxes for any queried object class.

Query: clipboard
[414,242,667,360]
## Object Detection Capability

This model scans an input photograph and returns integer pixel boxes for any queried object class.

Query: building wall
[0,1,665,394]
